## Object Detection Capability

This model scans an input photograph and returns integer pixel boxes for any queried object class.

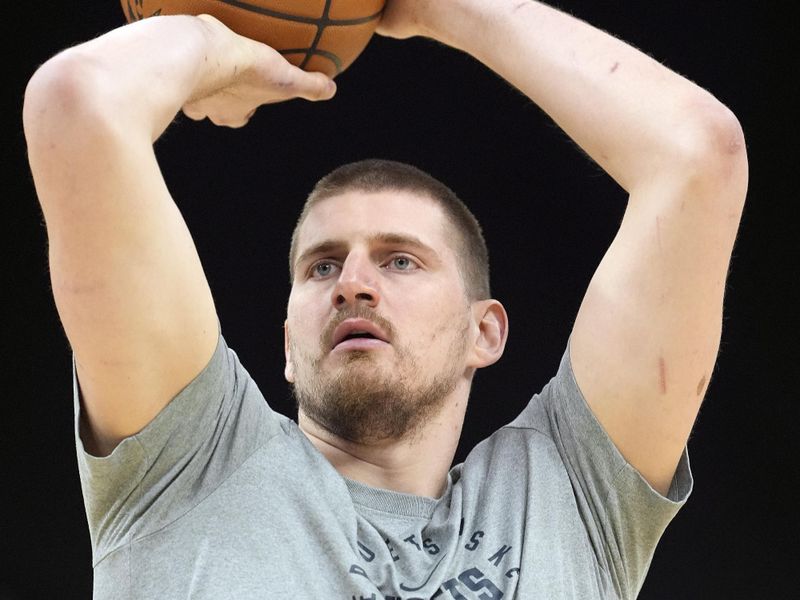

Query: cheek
[415,305,468,349]
[287,297,326,351]
[292,319,321,351]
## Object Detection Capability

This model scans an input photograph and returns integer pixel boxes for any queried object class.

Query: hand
[182,15,336,127]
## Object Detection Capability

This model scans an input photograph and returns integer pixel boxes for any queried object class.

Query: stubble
[290,307,470,445]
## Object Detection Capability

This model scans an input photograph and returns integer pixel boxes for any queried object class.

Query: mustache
[321,305,396,350]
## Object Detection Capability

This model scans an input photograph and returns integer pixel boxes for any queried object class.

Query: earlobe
[285,357,295,384]
[469,300,509,369]
[284,321,295,383]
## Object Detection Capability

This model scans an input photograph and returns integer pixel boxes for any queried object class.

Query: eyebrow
[295,233,442,271]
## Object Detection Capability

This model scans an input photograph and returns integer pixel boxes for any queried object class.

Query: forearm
[420,0,742,193]
[24,16,234,144]
[21,17,260,456]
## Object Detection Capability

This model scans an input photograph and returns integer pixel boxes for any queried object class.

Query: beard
[290,307,469,445]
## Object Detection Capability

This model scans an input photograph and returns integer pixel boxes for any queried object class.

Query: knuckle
[266,69,296,94]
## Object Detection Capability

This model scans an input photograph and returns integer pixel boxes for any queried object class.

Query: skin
[381,0,748,495]
[23,14,335,457]
[23,0,748,500]
[286,190,507,498]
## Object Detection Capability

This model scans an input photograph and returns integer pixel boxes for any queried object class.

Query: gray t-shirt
[73,329,692,599]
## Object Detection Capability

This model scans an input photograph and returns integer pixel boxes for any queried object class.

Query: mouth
[331,318,390,351]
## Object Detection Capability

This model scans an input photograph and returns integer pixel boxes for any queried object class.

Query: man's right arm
[23,15,335,456]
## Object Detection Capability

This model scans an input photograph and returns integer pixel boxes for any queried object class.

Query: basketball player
[23,1,748,598]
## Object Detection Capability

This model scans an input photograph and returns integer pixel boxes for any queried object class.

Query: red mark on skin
[658,356,668,394]
[696,375,707,396]
[610,61,620,73]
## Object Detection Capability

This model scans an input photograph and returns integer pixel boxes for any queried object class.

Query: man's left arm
[380,0,749,495]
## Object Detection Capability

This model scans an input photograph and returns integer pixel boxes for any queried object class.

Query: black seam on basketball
[217,0,383,26]
[301,0,332,71]
[280,48,342,74]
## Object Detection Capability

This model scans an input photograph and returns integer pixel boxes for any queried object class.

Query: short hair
[289,159,490,300]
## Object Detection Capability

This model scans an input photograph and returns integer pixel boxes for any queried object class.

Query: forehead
[295,189,453,257]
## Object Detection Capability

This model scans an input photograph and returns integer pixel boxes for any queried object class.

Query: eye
[386,255,419,271]
[310,261,339,279]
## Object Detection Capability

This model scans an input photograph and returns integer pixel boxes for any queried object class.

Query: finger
[274,63,337,102]
[182,103,206,121]
[208,111,252,129]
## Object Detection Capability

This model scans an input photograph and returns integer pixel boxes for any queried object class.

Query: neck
[297,386,469,499]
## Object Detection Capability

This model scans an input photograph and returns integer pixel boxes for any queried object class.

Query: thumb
[286,66,337,102]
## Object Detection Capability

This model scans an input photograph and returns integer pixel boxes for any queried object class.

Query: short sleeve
[73,329,288,564]
[505,338,693,598]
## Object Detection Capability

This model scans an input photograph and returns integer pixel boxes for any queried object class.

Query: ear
[284,320,296,383]
[466,299,509,369]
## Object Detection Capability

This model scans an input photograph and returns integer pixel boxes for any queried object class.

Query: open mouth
[342,331,377,341]
[331,318,390,350]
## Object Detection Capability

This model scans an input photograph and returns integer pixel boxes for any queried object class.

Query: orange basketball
[120,1,386,78]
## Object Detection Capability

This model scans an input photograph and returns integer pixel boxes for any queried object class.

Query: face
[285,190,475,444]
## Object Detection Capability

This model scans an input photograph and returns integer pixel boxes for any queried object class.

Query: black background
[3,1,793,599]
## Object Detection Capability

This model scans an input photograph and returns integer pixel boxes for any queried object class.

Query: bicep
[569,173,746,494]
[32,119,218,456]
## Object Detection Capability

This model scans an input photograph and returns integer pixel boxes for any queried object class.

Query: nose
[331,251,380,309]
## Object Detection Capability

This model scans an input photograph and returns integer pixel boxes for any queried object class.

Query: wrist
[417,0,505,49]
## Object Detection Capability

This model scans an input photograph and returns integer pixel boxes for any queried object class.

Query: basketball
[120,1,386,78]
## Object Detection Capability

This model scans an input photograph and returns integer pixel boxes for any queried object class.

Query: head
[289,159,491,301]
[285,159,508,445]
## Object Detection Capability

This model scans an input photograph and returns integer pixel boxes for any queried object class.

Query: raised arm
[23,15,335,456]
[380,0,748,493]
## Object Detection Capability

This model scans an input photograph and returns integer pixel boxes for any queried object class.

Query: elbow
[23,52,128,213]
[691,99,747,169]
[23,50,109,143]
[672,95,749,201]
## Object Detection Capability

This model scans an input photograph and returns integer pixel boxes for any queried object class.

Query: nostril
[333,290,377,307]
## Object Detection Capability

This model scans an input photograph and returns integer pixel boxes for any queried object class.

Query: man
[22,0,747,598]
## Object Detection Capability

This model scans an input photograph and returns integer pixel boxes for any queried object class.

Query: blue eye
[311,262,336,278]
[389,255,417,271]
